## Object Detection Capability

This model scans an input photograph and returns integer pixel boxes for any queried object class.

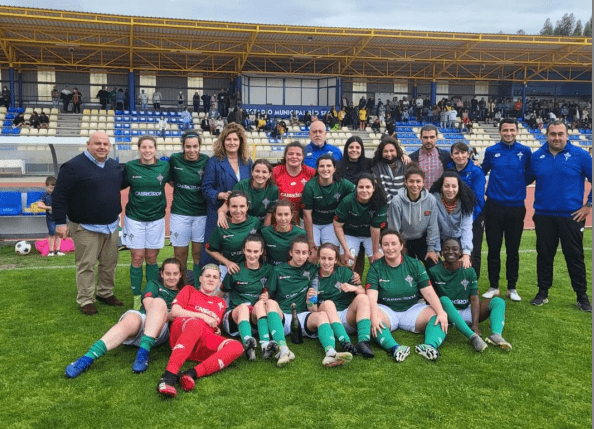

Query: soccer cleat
[391,345,411,362]
[470,334,488,352]
[322,352,353,368]
[47,251,55,257]
[355,341,375,358]
[261,341,279,360]
[507,289,522,302]
[482,287,501,299]
[341,342,358,355]
[65,356,94,378]
[157,378,177,398]
[244,336,257,361]
[179,374,196,392]
[415,344,440,361]
[56,251,66,256]
[276,349,295,368]
[132,347,150,373]
[486,333,512,351]
[530,292,549,306]
[133,295,142,311]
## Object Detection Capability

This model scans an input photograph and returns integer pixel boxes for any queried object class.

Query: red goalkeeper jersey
[172,286,227,331]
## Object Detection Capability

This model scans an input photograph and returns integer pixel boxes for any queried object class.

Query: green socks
[440,296,475,339]
[356,319,371,342]
[424,316,446,349]
[331,322,349,345]
[130,265,143,296]
[374,326,398,351]
[257,317,271,343]
[489,297,506,335]
[139,335,156,352]
[84,340,107,360]
[145,264,159,282]
[267,312,287,347]
[317,323,336,353]
[238,320,252,344]
[193,264,201,287]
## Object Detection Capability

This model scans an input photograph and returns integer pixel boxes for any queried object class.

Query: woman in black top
[336,136,372,185]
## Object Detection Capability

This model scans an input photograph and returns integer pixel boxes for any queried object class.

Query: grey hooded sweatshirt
[387,187,439,252]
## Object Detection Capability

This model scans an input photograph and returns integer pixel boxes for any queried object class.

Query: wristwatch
[585,202,592,208]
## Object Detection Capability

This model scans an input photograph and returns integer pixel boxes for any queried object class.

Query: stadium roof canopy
[0,6,591,83]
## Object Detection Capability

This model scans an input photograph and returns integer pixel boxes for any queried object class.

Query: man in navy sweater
[481,118,532,302]
[527,121,592,311]
[53,131,124,315]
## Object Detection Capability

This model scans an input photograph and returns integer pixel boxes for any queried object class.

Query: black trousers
[472,212,485,279]
[405,234,437,271]
[484,199,525,289]
[534,214,588,297]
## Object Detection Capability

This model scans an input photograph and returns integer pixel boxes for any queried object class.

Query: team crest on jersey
[217,302,225,311]
[461,279,469,290]
[260,278,267,287]
[303,271,311,280]
[301,179,308,185]
[262,198,270,208]
[333,193,341,202]
[405,275,414,287]
[495,153,501,158]
[250,228,257,234]
[157,174,164,185]
[564,153,571,161]
[369,210,375,218]
[540,154,545,159]
[198,169,204,178]
[290,182,296,186]
[334,281,342,290]
[517,152,523,160]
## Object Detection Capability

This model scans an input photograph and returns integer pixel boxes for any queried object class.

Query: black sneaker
[355,341,375,358]
[530,291,549,306]
[576,297,592,312]
[341,342,358,355]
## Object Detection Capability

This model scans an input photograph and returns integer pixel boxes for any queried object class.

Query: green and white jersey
[428,263,478,310]
[267,261,317,313]
[169,152,209,216]
[302,178,355,225]
[334,193,387,238]
[140,279,179,314]
[260,224,307,266]
[206,216,262,264]
[124,159,171,221]
[318,265,359,312]
[365,255,430,312]
[233,178,279,222]
[221,262,274,310]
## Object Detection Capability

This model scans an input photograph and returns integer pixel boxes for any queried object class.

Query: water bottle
[310,273,320,304]
[290,303,303,344]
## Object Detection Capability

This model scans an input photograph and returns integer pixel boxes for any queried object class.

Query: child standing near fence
[37,176,64,256]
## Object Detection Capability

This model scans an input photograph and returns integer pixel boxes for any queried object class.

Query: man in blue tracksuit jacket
[481,118,532,302]
[526,120,592,312]
[303,120,342,168]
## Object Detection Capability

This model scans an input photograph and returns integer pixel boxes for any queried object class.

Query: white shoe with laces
[507,289,522,302]
[482,287,501,299]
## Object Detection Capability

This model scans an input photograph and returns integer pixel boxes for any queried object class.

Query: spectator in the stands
[152,89,162,111]
[358,106,367,131]
[303,111,312,127]
[39,110,50,129]
[115,89,125,111]
[60,86,73,113]
[177,91,185,112]
[52,85,60,109]
[158,116,168,138]
[139,89,149,111]
[97,86,109,111]
[72,88,82,114]
[290,111,299,126]
[13,112,26,128]
[29,111,41,129]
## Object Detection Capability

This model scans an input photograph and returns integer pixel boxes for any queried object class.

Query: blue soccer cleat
[65,356,94,378]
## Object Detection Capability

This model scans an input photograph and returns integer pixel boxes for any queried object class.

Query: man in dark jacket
[409,124,451,189]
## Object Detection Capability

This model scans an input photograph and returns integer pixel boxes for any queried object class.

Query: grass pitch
[0,231,591,429]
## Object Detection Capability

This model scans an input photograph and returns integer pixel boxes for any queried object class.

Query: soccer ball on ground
[15,241,32,255]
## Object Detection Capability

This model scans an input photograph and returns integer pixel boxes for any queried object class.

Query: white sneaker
[56,251,66,256]
[47,251,55,257]
[482,287,500,299]
[507,289,522,302]
[322,352,352,368]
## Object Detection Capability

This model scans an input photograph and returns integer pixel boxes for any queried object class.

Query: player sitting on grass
[308,243,375,358]
[157,264,243,398]
[221,234,277,360]
[264,235,353,368]
[365,229,449,362]
[429,237,511,351]
[65,258,184,378]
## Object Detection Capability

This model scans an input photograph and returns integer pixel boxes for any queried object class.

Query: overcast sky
[3,0,592,34]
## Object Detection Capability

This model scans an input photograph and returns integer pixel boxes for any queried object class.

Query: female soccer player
[221,235,277,360]
[217,159,278,227]
[169,130,209,283]
[430,171,476,269]
[333,173,387,271]
[366,229,449,362]
[65,258,184,378]
[272,142,316,225]
[302,154,355,260]
[336,136,372,185]
[264,236,353,368]
[387,165,440,269]
[122,135,171,310]
[311,243,375,358]
[157,264,243,398]
[260,199,306,266]
[371,136,408,203]
[429,238,511,351]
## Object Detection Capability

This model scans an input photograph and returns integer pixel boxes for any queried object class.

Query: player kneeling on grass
[157,264,243,398]
[428,238,511,352]
[264,236,353,368]
[221,234,277,360]
[65,258,184,378]
[309,243,375,358]
[366,229,449,362]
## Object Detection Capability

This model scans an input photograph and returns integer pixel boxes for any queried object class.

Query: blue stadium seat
[7,107,17,113]
[123,110,130,115]
[0,191,22,216]
[131,111,138,116]
[115,110,123,115]
[130,117,138,122]
[114,129,122,136]
[124,137,131,142]
[138,117,146,123]
[3,120,11,126]
[123,123,130,129]
[11,128,20,135]
[115,137,123,142]
[2,127,12,135]
[115,123,122,129]
[5,113,15,120]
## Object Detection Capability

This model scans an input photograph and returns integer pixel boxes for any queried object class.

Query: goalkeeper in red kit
[157,264,243,398]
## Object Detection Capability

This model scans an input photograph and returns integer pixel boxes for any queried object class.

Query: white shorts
[343,235,373,257]
[313,223,339,246]
[221,309,257,337]
[337,308,357,335]
[282,311,317,338]
[377,302,428,333]
[119,309,169,346]
[122,216,165,249]
[170,213,206,246]
[458,306,472,324]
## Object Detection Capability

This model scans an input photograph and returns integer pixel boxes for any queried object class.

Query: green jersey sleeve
[301,178,315,210]
[334,196,349,223]
[365,263,379,291]
[415,259,431,290]
[370,204,388,229]
[206,227,223,253]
